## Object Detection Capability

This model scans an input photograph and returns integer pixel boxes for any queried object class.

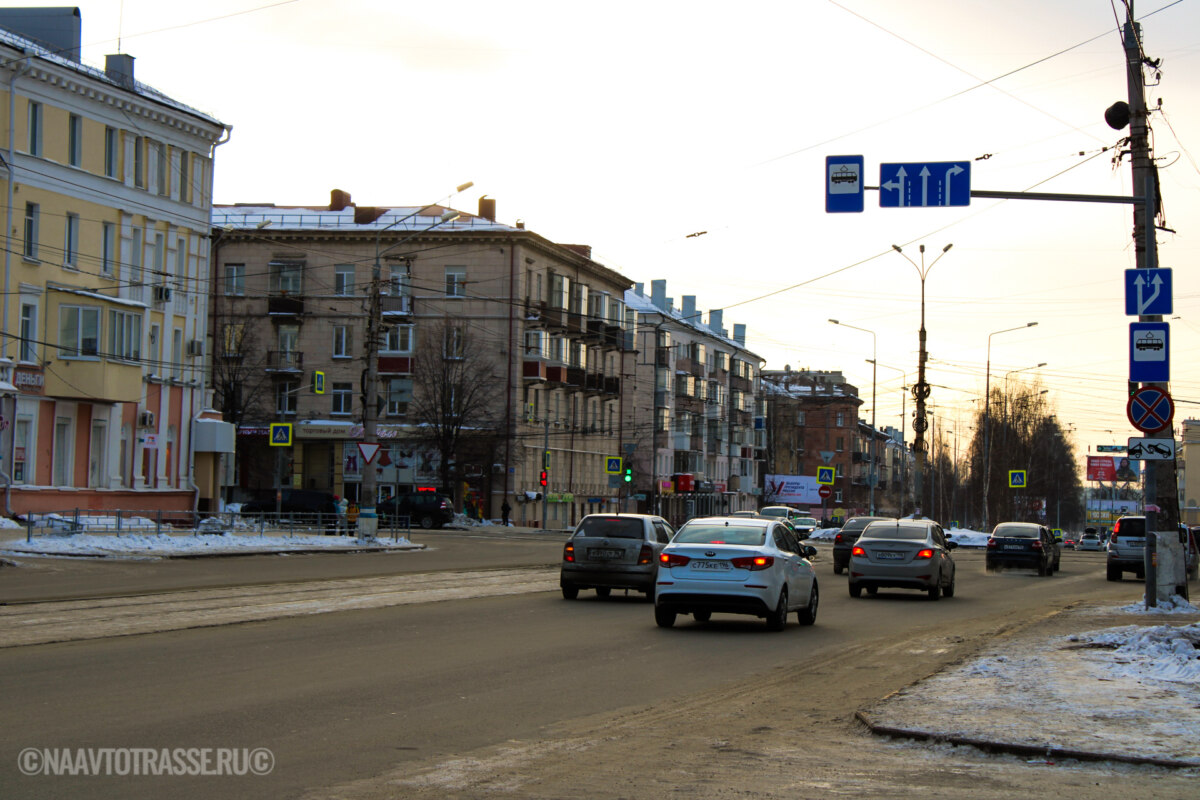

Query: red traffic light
[539,471,547,487]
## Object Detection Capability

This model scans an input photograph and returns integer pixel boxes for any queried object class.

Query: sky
[32,0,1200,463]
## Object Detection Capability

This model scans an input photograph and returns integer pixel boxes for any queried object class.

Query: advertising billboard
[1085,455,1141,482]
[764,474,821,505]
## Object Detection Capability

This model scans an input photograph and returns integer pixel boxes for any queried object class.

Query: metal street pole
[829,320,875,515]
[869,359,906,515]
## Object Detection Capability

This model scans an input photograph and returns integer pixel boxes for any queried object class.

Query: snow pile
[0,531,420,557]
[1069,621,1200,685]
[1117,594,1199,615]
[809,527,839,541]
[945,528,989,547]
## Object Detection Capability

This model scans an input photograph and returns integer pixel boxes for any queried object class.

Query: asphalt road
[0,539,1159,799]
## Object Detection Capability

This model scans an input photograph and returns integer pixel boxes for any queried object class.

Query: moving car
[1108,515,1147,581]
[985,522,1059,575]
[757,506,806,522]
[848,518,957,600]
[560,514,675,599]
[791,517,820,539]
[831,516,892,574]
[653,516,818,630]
[1077,528,1104,551]
[377,492,455,529]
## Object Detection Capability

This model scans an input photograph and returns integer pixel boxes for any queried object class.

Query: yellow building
[0,12,232,517]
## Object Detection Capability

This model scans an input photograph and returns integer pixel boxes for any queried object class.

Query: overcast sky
[46,0,1200,462]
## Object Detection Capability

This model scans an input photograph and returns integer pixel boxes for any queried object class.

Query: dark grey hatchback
[560,514,675,599]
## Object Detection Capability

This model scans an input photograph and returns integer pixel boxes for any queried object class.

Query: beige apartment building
[211,192,634,528]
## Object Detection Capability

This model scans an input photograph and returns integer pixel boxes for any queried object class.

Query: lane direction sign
[1124,268,1172,316]
[1129,322,1169,382]
[1126,437,1175,460]
[880,161,970,207]
[1127,386,1174,433]
[826,155,864,213]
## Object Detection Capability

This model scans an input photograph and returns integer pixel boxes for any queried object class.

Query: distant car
[791,517,820,539]
[986,522,1059,575]
[1063,534,1078,550]
[848,518,957,600]
[240,489,340,533]
[654,516,818,630]
[832,516,892,574]
[758,506,805,522]
[560,514,675,599]
[377,492,455,529]
[1108,516,1147,581]
[1077,530,1104,551]
[729,510,759,518]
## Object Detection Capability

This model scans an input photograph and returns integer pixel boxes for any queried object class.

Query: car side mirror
[804,545,817,558]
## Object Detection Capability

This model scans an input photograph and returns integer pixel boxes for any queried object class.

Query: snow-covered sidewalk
[0,529,424,558]
[861,598,1200,767]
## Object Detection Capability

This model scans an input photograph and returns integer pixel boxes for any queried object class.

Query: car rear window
[674,525,766,546]
[842,517,888,533]
[861,522,928,541]
[993,524,1039,539]
[574,517,644,539]
[796,518,818,527]
[1115,517,1146,536]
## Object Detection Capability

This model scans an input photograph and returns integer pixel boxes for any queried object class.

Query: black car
[377,493,455,529]
[831,516,892,574]
[240,489,340,532]
[986,522,1060,575]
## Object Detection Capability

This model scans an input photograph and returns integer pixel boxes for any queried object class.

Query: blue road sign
[269,422,292,447]
[816,466,835,485]
[1127,386,1174,433]
[605,457,623,475]
[1008,470,1027,488]
[826,155,864,213]
[880,161,971,207]
[1124,268,1172,316]
[1129,322,1169,382]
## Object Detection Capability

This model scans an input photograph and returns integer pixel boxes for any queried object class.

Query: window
[331,382,353,415]
[278,324,299,358]
[221,323,244,357]
[332,325,351,358]
[173,328,183,379]
[133,136,144,188]
[444,326,464,359]
[130,225,143,289]
[383,324,412,354]
[68,114,82,167]
[178,150,190,202]
[89,420,108,488]
[797,410,806,425]
[155,141,168,195]
[386,378,412,417]
[23,203,38,259]
[18,301,37,362]
[445,267,466,297]
[270,261,303,294]
[836,436,844,452]
[334,265,354,295]
[524,330,546,358]
[13,418,29,482]
[148,323,160,366]
[104,126,118,178]
[102,222,117,275]
[60,305,100,357]
[64,213,79,268]
[27,101,41,156]
[550,273,569,310]
[836,411,845,427]
[53,416,72,486]
[224,264,245,296]
[276,382,298,416]
[109,310,142,361]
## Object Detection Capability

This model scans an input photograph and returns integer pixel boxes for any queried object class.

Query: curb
[854,710,1199,769]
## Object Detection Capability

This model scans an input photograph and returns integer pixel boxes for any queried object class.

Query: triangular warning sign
[358,442,381,464]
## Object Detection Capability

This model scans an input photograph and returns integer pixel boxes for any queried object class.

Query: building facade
[626,281,763,526]
[0,14,231,516]
[212,192,634,529]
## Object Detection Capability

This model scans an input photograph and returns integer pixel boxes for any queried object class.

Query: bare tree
[210,318,274,426]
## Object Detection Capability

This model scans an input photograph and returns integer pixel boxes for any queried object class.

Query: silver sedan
[848,518,957,600]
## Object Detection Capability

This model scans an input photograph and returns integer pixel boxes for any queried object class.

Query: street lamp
[982,322,1038,532]
[869,359,906,513]
[829,319,877,515]
[891,242,953,517]
[358,190,469,542]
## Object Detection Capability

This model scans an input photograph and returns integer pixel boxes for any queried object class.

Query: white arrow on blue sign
[1124,268,1172,316]
[880,161,971,207]
[1129,322,1169,382]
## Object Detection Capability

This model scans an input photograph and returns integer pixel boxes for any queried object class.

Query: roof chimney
[634,283,644,296]
[681,295,697,323]
[479,196,496,221]
[105,53,135,89]
[650,280,667,312]
[708,309,724,336]
[733,323,746,345]
[329,189,352,211]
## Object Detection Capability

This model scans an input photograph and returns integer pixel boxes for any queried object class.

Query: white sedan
[654,516,819,631]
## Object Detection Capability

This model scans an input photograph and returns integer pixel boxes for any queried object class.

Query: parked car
[1108,515,1148,581]
[239,489,340,532]
[560,514,675,599]
[985,522,1059,575]
[653,516,818,630]
[377,492,455,529]
[1077,528,1104,551]
[848,518,957,600]
[831,516,892,574]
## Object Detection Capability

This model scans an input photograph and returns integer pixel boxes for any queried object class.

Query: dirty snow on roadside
[0,531,421,557]
[867,600,1200,766]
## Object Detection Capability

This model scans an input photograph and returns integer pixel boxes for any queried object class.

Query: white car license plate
[876,551,904,560]
[691,560,730,571]
[1004,545,1024,550]
[588,548,622,560]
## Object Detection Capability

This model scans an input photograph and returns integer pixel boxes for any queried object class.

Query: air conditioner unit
[186,339,204,356]
[153,285,172,303]
[138,410,155,428]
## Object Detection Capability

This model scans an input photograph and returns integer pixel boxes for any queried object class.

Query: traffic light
[623,467,633,483]
[539,470,548,487]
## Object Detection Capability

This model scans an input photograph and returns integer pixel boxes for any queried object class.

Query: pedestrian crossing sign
[816,466,835,485]
[1008,470,1026,488]
[605,457,623,474]
[270,422,293,447]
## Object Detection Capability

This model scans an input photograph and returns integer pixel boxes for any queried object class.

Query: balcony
[583,319,605,344]
[604,324,623,350]
[655,346,671,367]
[268,295,304,318]
[381,294,412,316]
[566,366,586,388]
[378,355,412,374]
[523,360,547,381]
[545,365,566,384]
[265,350,303,372]
[565,310,583,334]
[603,375,620,395]
[542,306,567,331]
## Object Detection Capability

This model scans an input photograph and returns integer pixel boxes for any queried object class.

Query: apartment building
[626,281,763,525]
[211,192,634,529]
[0,11,231,515]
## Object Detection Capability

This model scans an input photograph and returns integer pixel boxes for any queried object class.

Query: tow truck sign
[1126,437,1175,460]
